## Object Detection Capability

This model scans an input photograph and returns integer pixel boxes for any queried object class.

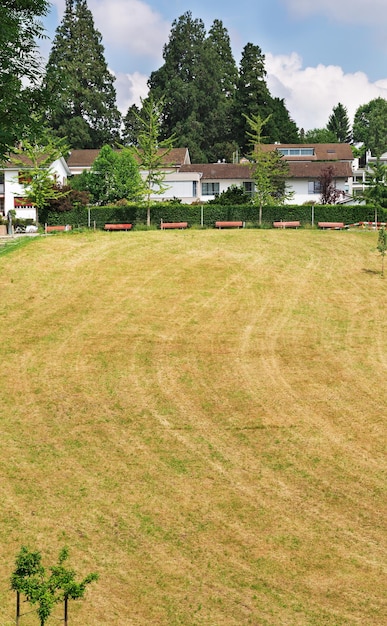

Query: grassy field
[0,229,386,625]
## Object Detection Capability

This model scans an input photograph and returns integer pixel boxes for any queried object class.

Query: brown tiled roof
[66,149,101,168]
[66,147,190,168]
[288,161,352,178]
[180,163,254,180]
[262,143,354,161]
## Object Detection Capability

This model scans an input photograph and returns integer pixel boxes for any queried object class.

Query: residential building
[0,154,70,221]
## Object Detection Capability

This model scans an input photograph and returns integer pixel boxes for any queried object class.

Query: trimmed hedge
[41,203,386,229]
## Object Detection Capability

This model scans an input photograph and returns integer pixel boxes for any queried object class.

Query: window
[278,148,314,157]
[243,181,255,196]
[202,182,219,195]
[192,181,197,197]
[308,180,321,194]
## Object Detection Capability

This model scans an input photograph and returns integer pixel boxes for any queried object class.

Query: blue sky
[42,0,387,131]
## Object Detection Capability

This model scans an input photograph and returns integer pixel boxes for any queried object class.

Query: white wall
[3,157,69,220]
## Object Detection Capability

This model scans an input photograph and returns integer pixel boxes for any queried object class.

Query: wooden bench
[160,222,188,229]
[273,221,300,229]
[318,222,345,230]
[104,223,132,231]
[215,221,244,229]
[46,225,72,233]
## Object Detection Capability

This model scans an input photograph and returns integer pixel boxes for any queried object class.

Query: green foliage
[41,201,383,230]
[0,0,50,160]
[132,96,174,226]
[11,546,98,626]
[303,128,337,143]
[208,185,252,205]
[363,157,387,209]
[327,102,352,143]
[81,145,143,204]
[148,12,239,163]
[44,0,121,148]
[122,104,142,147]
[353,98,387,157]
[10,136,69,225]
[232,43,299,154]
[244,112,293,223]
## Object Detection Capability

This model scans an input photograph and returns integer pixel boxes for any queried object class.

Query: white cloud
[50,0,169,61]
[114,71,149,113]
[282,0,387,25]
[266,52,387,130]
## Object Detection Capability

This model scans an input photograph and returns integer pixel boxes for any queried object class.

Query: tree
[10,546,98,626]
[122,104,142,147]
[133,97,174,226]
[232,43,299,155]
[73,145,143,204]
[353,98,387,157]
[148,12,207,162]
[148,13,239,163]
[245,112,292,224]
[377,227,387,277]
[318,166,345,204]
[363,157,387,225]
[303,128,337,143]
[363,158,387,207]
[327,102,352,143]
[44,0,121,148]
[11,136,69,226]
[0,0,50,161]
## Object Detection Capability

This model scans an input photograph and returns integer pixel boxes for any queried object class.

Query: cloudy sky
[41,0,387,131]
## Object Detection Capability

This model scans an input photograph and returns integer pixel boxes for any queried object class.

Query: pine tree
[232,43,299,155]
[327,103,351,143]
[44,0,121,149]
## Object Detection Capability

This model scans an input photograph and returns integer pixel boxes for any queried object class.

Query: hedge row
[40,203,386,229]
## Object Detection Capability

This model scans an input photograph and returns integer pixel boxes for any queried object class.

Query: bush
[40,202,386,230]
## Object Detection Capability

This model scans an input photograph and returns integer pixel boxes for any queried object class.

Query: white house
[261,143,354,204]
[0,154,71,221]
[64,143,355,205]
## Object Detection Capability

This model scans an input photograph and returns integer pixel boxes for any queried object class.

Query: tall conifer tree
[232,43,299,154]
[327,103,351,143]
[147,12,238,162]
[44,0,121,148]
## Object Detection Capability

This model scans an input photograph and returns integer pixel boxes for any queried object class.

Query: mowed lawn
[0,229,386,625]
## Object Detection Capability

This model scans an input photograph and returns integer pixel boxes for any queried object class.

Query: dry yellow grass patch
[0,229,386,625]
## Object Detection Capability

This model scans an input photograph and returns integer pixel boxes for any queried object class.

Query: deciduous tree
[318,165,345,204]
[245,112,292,224]
[0,0,49,160]
[133,97,174,226]
[353,98,387,157]
[11,546,98,626]
[11,136,69,226]
[73,145,143,205]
